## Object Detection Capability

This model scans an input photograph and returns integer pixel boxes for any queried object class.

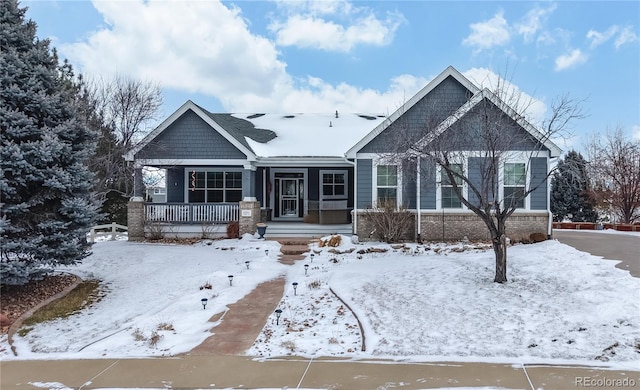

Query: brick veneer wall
[127,200,145,241]
[239,200,261,236]
[355,211,549,242]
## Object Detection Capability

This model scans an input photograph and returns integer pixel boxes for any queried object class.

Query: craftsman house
[125,66,560,240]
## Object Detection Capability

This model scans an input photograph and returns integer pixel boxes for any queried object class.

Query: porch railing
[144,203,239,224]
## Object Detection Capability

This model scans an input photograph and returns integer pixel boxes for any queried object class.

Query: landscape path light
[265,249,269,257]
[275,309,282,325]
[201,298,208,310]
[292,282,298,296]
[310,253,314,262]
[228,275,234,286]
[304,264,309,276]
[245,261,250,269]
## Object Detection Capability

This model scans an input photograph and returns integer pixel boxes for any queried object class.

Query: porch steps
[262,222,352,238]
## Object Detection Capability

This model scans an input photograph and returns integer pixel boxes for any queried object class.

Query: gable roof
[345,66,480,158]
[124,100,257,161]
[414,88,563,157]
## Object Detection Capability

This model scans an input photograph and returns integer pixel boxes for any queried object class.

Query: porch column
[239,197,261,236]
[127,200,145,241]
[133,167,144,199]
[243,164,256,199]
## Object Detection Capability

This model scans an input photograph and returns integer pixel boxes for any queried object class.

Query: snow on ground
[1,234,638,371]
[2,234,285,359]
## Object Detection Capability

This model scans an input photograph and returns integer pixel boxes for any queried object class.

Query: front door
[274,172,305,219]
[280,179,299,217]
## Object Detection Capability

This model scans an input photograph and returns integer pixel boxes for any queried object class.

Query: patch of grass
[22,280,103,328]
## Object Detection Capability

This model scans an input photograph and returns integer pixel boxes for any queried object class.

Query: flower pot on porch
[256,223,268,239]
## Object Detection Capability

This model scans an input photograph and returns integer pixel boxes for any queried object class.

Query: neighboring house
[145,186,166,203]
[125,66,560,240]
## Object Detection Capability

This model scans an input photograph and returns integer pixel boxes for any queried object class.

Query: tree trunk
[492,233,508,283]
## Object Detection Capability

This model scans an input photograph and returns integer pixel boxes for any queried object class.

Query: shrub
[362,201,413,243]
[226,221,239,238]
[529,232,547,243]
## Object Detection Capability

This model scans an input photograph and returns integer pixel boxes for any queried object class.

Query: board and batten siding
[529,157,548,210]
[420,159,437,209]
[356,159,373,208]
[135,110,247,160]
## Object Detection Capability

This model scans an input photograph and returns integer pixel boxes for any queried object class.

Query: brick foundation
[127,200,145,241]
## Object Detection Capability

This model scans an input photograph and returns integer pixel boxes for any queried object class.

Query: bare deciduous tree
[384,73,584,283]
[586,129,640,224]
[83,75,163,222]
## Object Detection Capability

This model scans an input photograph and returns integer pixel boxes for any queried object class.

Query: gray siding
[359,76,473,153]
[530,157,548,210]
[166,168,185,202]
[356,159,373,208]
[402,160,416,208]
[468,157,485,208]
[420,159,436,209]
[136,110,247,160]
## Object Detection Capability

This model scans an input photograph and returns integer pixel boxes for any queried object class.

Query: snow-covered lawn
[1,235,638,371]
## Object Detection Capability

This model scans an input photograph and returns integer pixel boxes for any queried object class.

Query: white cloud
[61,0,418,114]
[462,11,511,51]
[516,3,557,42]
[615,26,639,49]
[587,25,638,49]
[268,2,404,52]
[463,68,547,126]
[587,26,619,48]
[632,125,640,141]
[554,49,588,71]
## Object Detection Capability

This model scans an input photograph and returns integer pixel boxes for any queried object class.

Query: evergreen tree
[0,0,98,285]
[551,150,598,222]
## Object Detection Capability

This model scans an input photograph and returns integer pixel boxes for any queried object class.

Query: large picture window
[321,171,347,199]
[376,165,397,206]
[504,163,526,208]
[188,170,242,203]
[441,164,463,208]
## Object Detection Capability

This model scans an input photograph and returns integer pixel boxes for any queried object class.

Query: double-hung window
[441,164,463,208]
[504,163,526,208]
[321,171,347,199]
[376,165,398,207]
[188,170,242,203]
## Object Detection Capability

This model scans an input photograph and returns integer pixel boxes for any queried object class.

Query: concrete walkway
[2,356,638,389]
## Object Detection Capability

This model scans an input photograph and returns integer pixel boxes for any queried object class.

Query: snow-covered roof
[231,113,387,158]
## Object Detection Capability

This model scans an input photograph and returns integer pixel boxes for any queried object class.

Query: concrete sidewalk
[2,355,639,389]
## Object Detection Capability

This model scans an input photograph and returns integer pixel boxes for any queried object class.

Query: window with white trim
[188,170,242,203]
[376,165,398,206]
[504,163,526,208]
[441,164,464,209]
[321,170,347,199]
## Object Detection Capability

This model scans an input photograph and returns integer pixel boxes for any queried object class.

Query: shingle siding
[136,110,247,160]
[530,157,548,210]
[166,168,185,202]
[402,160,416,208]
[359,76,473,153]
[420,159,437,209]
[356,159,373,208]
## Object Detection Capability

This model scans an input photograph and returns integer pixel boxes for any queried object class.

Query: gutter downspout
[548,156,558,239]
[344,158,357,236]
[416,156,421,242]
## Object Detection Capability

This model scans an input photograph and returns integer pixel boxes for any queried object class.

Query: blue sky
[22,0,640,151]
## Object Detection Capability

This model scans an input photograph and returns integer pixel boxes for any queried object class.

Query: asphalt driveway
[553,229,640,278]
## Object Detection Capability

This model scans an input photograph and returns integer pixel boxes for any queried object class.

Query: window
[377,165,397,206]
[188,170,242,203]
[321,171,347,199]
[441,164,463,208]
[504,163,526,208]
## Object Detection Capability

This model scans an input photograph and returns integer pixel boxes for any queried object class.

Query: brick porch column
[239,197,261,236]
[127,199,145,241]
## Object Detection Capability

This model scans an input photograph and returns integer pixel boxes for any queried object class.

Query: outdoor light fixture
[228,275,234,286]
[292,282,298,295]
[245,261,250,269]
[275,309,282,325]
[201,298,208,310]
[304,264,309,276]
[310,253,314,262]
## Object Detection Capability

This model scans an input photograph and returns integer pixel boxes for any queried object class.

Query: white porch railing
[144,203,239,224]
